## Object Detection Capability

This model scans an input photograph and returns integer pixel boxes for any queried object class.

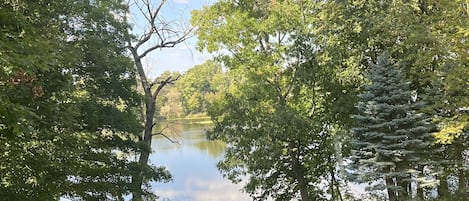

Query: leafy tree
[192,1,360,200]
[154,71,183,119]
[176,60,227,115]
[0,0,163,200]
[159,87,184,119]
[315,1,469,198]
[188,0,469,200]
[349,55,435,201]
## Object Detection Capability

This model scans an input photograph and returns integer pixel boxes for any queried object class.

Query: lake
[150,120,251,201]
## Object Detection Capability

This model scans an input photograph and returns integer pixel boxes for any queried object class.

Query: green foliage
[154,61,228,119]
[154,71,183,119]
[176,60,227,115]
[192,1,361,200]
[314,1,469,198]
[192,0,469,199]
[349,55,435,200]
[0,0,168,200]
[316,0,469,135]
[159,86,184,119]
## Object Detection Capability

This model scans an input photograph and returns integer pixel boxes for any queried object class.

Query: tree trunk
[129,47,158,201]
[417,184,424,200]
[458,168,467,201]
[416,166,424,200]
[397,178,410,201]
[124,1,191,198]
[288,141,310,201]
[330,163,344,201]
[438,174,449,199]
[132,96,155,200]
[385,176,397,201]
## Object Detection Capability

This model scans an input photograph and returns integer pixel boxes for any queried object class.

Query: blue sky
[129,0,217,78]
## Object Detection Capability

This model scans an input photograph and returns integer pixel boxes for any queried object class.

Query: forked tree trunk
[129,46,175,200]
[124,2,191,199]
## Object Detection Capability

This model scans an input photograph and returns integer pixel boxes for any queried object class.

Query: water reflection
[192,140,225,159]
[150,120,250,201]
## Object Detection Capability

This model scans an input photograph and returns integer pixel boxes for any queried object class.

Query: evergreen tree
[349,55,435,201]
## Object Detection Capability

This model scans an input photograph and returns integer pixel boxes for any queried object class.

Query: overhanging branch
[152,132,179,144]
[151,124,179,144]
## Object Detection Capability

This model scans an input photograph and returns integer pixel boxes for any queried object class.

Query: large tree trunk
[288,141,310,201]
[130,46,176,200]
[132,99,156,200]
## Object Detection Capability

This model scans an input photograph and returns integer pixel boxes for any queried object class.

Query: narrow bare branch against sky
[129,0,216,78]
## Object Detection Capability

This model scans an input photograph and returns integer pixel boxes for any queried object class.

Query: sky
[129,0,217,78]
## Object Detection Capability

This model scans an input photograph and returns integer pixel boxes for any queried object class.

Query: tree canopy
[3,0,469,200]
[192,1,360,200]
[192,0,469,200]
[176,60,227,115]
[0,0,166,200]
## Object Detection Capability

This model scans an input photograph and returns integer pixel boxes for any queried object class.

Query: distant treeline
[155,60,228,119]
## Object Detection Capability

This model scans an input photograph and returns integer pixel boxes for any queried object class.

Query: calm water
[150,120,251,201]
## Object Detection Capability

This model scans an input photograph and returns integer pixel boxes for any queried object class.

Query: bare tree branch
[134,0,168,49]
[151,0,166,25]
[138,28,193,59]
[151,74,181,101]
[151,124,179,144]
[152,132,179,144]
[134,0,151,24]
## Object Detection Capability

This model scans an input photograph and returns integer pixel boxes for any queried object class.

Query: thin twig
[138,28,193,59]
[151,124,179,144]
[152,133,179,144]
